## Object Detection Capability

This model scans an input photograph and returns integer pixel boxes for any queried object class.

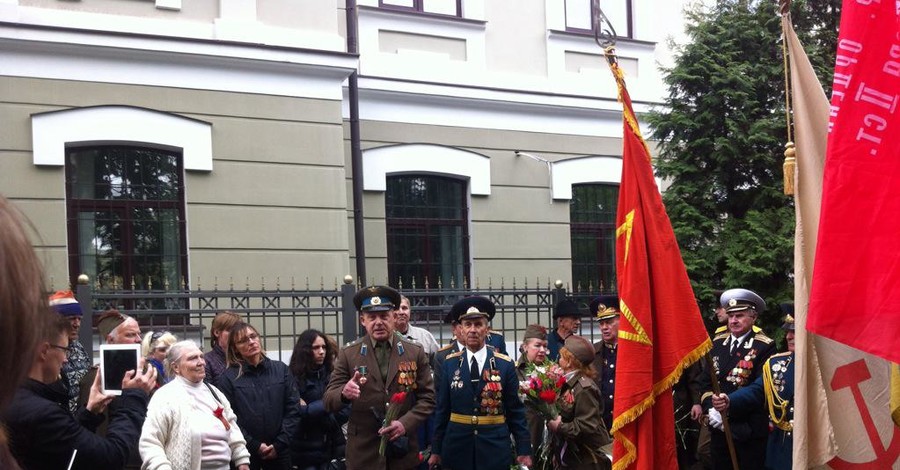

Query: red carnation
[212,406,231,431]
[556,376,566,388]
[539,390,557,404]
[390,391,407,404]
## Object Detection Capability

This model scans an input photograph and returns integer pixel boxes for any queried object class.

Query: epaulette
[438,343,455,352]
[714,324,763,334]
[577,376,595,389]
[770,351,792,359]
[489,329,504,335]
[343,337,365,349]
[492,352,512,362]
[753,332,774,344]
[447,350,464,360]
[713,331,730,341]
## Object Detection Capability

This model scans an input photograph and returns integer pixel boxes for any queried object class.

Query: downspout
[346,0,366,284]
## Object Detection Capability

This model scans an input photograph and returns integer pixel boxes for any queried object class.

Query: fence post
[341,276,359,344]
[552,279,566,309]
[75,274,93,354]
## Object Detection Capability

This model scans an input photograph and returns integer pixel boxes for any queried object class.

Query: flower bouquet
[378,390,408,457]
[518,361,565,419]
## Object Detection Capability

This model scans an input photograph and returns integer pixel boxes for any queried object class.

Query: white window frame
[362,143,491,195]
[551,155,622,200]
[31,105,213,171]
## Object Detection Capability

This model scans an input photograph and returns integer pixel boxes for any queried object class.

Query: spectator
[140,340,251,470]
[218,322,300,470]
[49,289,91,414]
[0,195,53,470]
[3,316,156,470]
[516,324,550,465]
[395,296,440,356]
[141,330,178,389]
[205,311,243,384]
[288,329,350,470]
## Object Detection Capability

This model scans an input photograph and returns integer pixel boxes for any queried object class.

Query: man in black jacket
[3,316,156,470]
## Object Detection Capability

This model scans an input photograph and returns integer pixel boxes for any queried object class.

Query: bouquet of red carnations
[518,361,565,419]
[379,391,408,456]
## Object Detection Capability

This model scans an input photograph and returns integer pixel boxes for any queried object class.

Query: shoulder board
[489,329,504,335]
[753,333,774,344]
[578,376,597,390]
[438,343,455,352]
[770,351,792,359]
[714,325,727,334]
[343,337,365,349]
[447,350,464,360]
[492,352,513,362]
[753,325,763,333]
[713,332,730,341]
[399,339,423,351]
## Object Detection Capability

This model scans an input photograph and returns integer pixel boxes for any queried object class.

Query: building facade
[0,0,690,293]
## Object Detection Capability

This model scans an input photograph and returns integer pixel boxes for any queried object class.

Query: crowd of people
[0,193,795,470]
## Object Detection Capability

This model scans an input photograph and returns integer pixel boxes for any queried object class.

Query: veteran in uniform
[699,288,776,470]
[516,324,550,464]
[323,286,435,470]
[712,305,795,470]
[429,297,532,470]
[547,299,582,361]
[590,295,620,430]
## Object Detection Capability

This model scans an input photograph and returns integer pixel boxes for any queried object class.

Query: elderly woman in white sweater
[140,340,251,470]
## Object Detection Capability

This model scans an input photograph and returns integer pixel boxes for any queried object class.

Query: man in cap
[429,296,532,470]
[516,324,550,463]
[712,304,795,470]
[699,288,776,470]
[590,295,620,429]
[324,286,435,470]
[78,309,144,410]
[49,290,91,414]
[547,299,582,361]
[714,289,762,336]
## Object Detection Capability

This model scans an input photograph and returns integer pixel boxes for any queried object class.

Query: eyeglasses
[235,333,260,345]
[49,344,71,353]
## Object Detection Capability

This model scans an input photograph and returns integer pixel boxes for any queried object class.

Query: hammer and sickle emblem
[828,359,900,469]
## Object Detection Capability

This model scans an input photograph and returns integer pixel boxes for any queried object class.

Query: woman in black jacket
[288,330,350,470]
[218,322,301,470]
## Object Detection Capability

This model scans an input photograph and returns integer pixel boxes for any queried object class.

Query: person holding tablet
[3,316,156,470]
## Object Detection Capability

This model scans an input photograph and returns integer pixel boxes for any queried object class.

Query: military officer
[429,297,532,470]
[712,305,795,470]
[714,289,762,336]
[547,299,582,361]
[590,295,619,430]
[699,288,776,470]
[324,286,435,470]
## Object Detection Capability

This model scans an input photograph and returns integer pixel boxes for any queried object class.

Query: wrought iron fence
[74,276,607,363]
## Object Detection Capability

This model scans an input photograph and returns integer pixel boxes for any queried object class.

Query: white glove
[708,408,724,431]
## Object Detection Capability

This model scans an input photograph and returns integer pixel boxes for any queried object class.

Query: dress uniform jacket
[728,351,794,470]
[323,335,435,470]
[591,341,617,429]
[486,331,507,355]
[432,348,530,470]
[547,330,566,362]
[553,372,612,470]
[699,330,776,470]
[432,342,461,397]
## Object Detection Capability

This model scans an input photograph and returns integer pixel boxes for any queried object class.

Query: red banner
[807,1,900,363]
[605,57,712,470]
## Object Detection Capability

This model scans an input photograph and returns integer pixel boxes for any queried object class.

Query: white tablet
[100,344,140,396]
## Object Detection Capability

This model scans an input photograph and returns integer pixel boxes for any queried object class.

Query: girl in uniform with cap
[547,335,612,470]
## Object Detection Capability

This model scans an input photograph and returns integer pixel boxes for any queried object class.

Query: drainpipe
[346,0,366,285]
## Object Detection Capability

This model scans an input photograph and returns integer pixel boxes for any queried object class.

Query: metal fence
[74,277,607,363]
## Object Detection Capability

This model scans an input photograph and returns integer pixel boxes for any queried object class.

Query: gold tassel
[783,141,796,195]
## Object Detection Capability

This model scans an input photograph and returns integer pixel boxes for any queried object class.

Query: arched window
[385,175,469,288]
[570,183,619,292]
[66,145,187,290]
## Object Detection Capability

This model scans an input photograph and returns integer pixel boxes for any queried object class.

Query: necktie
[470,356,480,388]
[730,338,738,355]
[375,341,389,381]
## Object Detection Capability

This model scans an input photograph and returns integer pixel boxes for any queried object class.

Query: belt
[449,413,506,425]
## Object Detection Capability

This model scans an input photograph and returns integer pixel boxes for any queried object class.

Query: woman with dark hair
[288,330,350,470]
[217,322,301,470]
[0,196,52,470]
[204,311,242,384]
[546,335,612,470]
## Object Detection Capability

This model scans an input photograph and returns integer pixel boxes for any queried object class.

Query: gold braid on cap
[596,306,618,318]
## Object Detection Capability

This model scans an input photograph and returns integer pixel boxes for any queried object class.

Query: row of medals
[770,357,791,393]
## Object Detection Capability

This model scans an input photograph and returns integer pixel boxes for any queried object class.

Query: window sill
[359,5,487,29]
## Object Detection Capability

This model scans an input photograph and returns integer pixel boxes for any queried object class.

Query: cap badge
[728,298,738,307]
[371,296,382,306]
[597,304,607,314]
[466,306,480,314]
